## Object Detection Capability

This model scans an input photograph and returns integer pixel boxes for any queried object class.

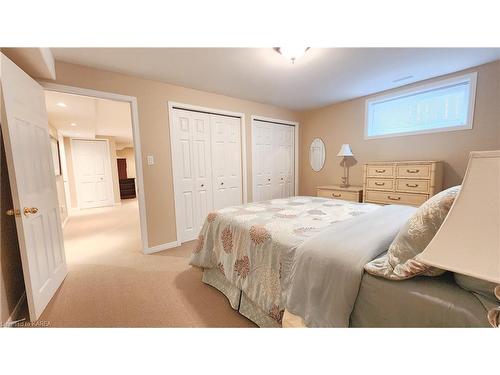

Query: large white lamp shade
[417,150,500,283]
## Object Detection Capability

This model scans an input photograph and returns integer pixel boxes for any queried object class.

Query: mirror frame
[309,137,326,172]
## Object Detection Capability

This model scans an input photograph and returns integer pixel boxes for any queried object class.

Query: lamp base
[489,286,500,328]
[340,176,349,188]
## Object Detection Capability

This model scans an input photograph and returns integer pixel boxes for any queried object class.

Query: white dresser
[363,161,443,206]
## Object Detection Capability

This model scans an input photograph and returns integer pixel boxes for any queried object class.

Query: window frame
[364,72,477,140]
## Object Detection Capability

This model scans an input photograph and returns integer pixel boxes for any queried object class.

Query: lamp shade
[337,144,354,157]
[416,150,500,284]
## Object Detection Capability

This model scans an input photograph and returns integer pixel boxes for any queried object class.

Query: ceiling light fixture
[70,123,77,127]
[57,102,67,108]
[276,47,309,64]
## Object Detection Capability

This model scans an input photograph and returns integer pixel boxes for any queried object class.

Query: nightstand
[316,185,363,203]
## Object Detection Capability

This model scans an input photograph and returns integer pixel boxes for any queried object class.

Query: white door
[211,114,242,210]
[0,54,67,321]
[252,119,295,202]
[251,120,273,202]
[72,139,114,209]
[171,109,213,242]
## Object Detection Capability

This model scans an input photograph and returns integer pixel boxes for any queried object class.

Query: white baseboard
[144,240,180,254]
[4,292,26,327]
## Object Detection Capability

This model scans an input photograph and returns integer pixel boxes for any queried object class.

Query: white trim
[364,72,478,140]
[4,292,26,327]
[144,240,181,255]
[250,115,300,200]
[62,216,69,228]
[39,82,149,254]
[70,137,115,209]
[168,101,248,245]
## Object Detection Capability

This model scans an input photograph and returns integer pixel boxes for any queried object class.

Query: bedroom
[1,1,499,374]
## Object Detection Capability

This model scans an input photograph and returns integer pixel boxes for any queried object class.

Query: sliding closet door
[171,109,213,242]
[252,121,273,202]
[211,114,243,210]
[252,119,295,202]
[281,125,295,197]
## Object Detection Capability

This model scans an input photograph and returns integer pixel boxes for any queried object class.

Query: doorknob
[23,207,39,216]
[5,208,20,217]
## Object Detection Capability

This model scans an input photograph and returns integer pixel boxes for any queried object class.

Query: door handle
[201,184,204,187]
[221,182,224,185]
[5,208,20,217]
[23,207,39,216]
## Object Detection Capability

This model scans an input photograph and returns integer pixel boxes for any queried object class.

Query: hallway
[38,200,255,327]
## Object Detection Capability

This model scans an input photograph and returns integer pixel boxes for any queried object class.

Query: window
[365,73,477,139]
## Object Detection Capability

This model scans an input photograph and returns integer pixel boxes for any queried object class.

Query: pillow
[364,185,461,280]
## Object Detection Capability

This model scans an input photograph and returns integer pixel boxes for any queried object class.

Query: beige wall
[116,147,136,179]
[299,61,500,196]
[47,62,300,247]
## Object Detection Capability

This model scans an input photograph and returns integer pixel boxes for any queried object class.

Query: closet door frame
[251,115,299,201]
[168,101,247,244]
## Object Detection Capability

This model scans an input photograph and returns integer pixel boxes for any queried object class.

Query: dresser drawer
[396,164,431,178]
[366,178,394,191]
[395,178,430,193]
[366,165,394,178]
[365,190,429,206]
[317,189,360,202]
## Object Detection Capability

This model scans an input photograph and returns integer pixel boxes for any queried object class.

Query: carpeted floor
[38,199,256,327]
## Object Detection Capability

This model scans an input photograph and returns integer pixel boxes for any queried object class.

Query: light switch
[147,155,154,166]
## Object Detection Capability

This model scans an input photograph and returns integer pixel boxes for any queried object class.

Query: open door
[0,53,67,321]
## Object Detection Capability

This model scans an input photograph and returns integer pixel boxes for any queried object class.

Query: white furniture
[171,108,243,243]
[363,160,443,207]
[417,150,500,327]
[252,118,295,202]
[317,185,363,203]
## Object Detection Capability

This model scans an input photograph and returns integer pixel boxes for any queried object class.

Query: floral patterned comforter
[189,196,380,324]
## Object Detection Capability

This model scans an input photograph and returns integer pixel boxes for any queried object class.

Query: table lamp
[416,150,500,327]
[337,144,354,187]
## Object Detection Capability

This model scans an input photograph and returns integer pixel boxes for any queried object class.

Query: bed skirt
[201,268,281,328]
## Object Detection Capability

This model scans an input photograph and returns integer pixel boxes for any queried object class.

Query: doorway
[41,83,149,253]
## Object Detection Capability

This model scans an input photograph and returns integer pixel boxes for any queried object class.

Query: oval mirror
[310,138,326,172]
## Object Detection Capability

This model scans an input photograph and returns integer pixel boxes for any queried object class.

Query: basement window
[365,72,477,139]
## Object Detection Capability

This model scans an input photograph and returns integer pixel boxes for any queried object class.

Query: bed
[189,196,490,327]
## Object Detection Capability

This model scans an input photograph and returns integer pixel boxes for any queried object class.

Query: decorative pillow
[364,185,461,280]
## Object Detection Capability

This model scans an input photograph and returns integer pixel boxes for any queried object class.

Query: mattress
[350,272,490,327]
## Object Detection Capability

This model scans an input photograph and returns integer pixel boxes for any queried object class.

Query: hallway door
[0,53,67,321]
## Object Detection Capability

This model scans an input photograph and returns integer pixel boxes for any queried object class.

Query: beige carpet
[38,199,256,327]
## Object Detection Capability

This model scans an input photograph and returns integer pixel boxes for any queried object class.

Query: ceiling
[51,48,500,111]
[45,91,133,147]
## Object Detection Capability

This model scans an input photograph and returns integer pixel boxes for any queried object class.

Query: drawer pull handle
[375,169,386,173]
[406,183,418,188]
[407,169,420,173]
[332,193,341,198]
[387,196,401,201]
[374,182,385,186]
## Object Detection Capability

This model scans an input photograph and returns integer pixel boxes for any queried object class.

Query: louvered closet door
[210,114,242,210]
[172,109,213,242]
[251,121,273,202]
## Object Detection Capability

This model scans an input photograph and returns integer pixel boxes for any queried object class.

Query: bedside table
[317,185,363,203]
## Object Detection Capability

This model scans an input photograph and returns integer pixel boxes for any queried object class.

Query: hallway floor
[38,199,255,327]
